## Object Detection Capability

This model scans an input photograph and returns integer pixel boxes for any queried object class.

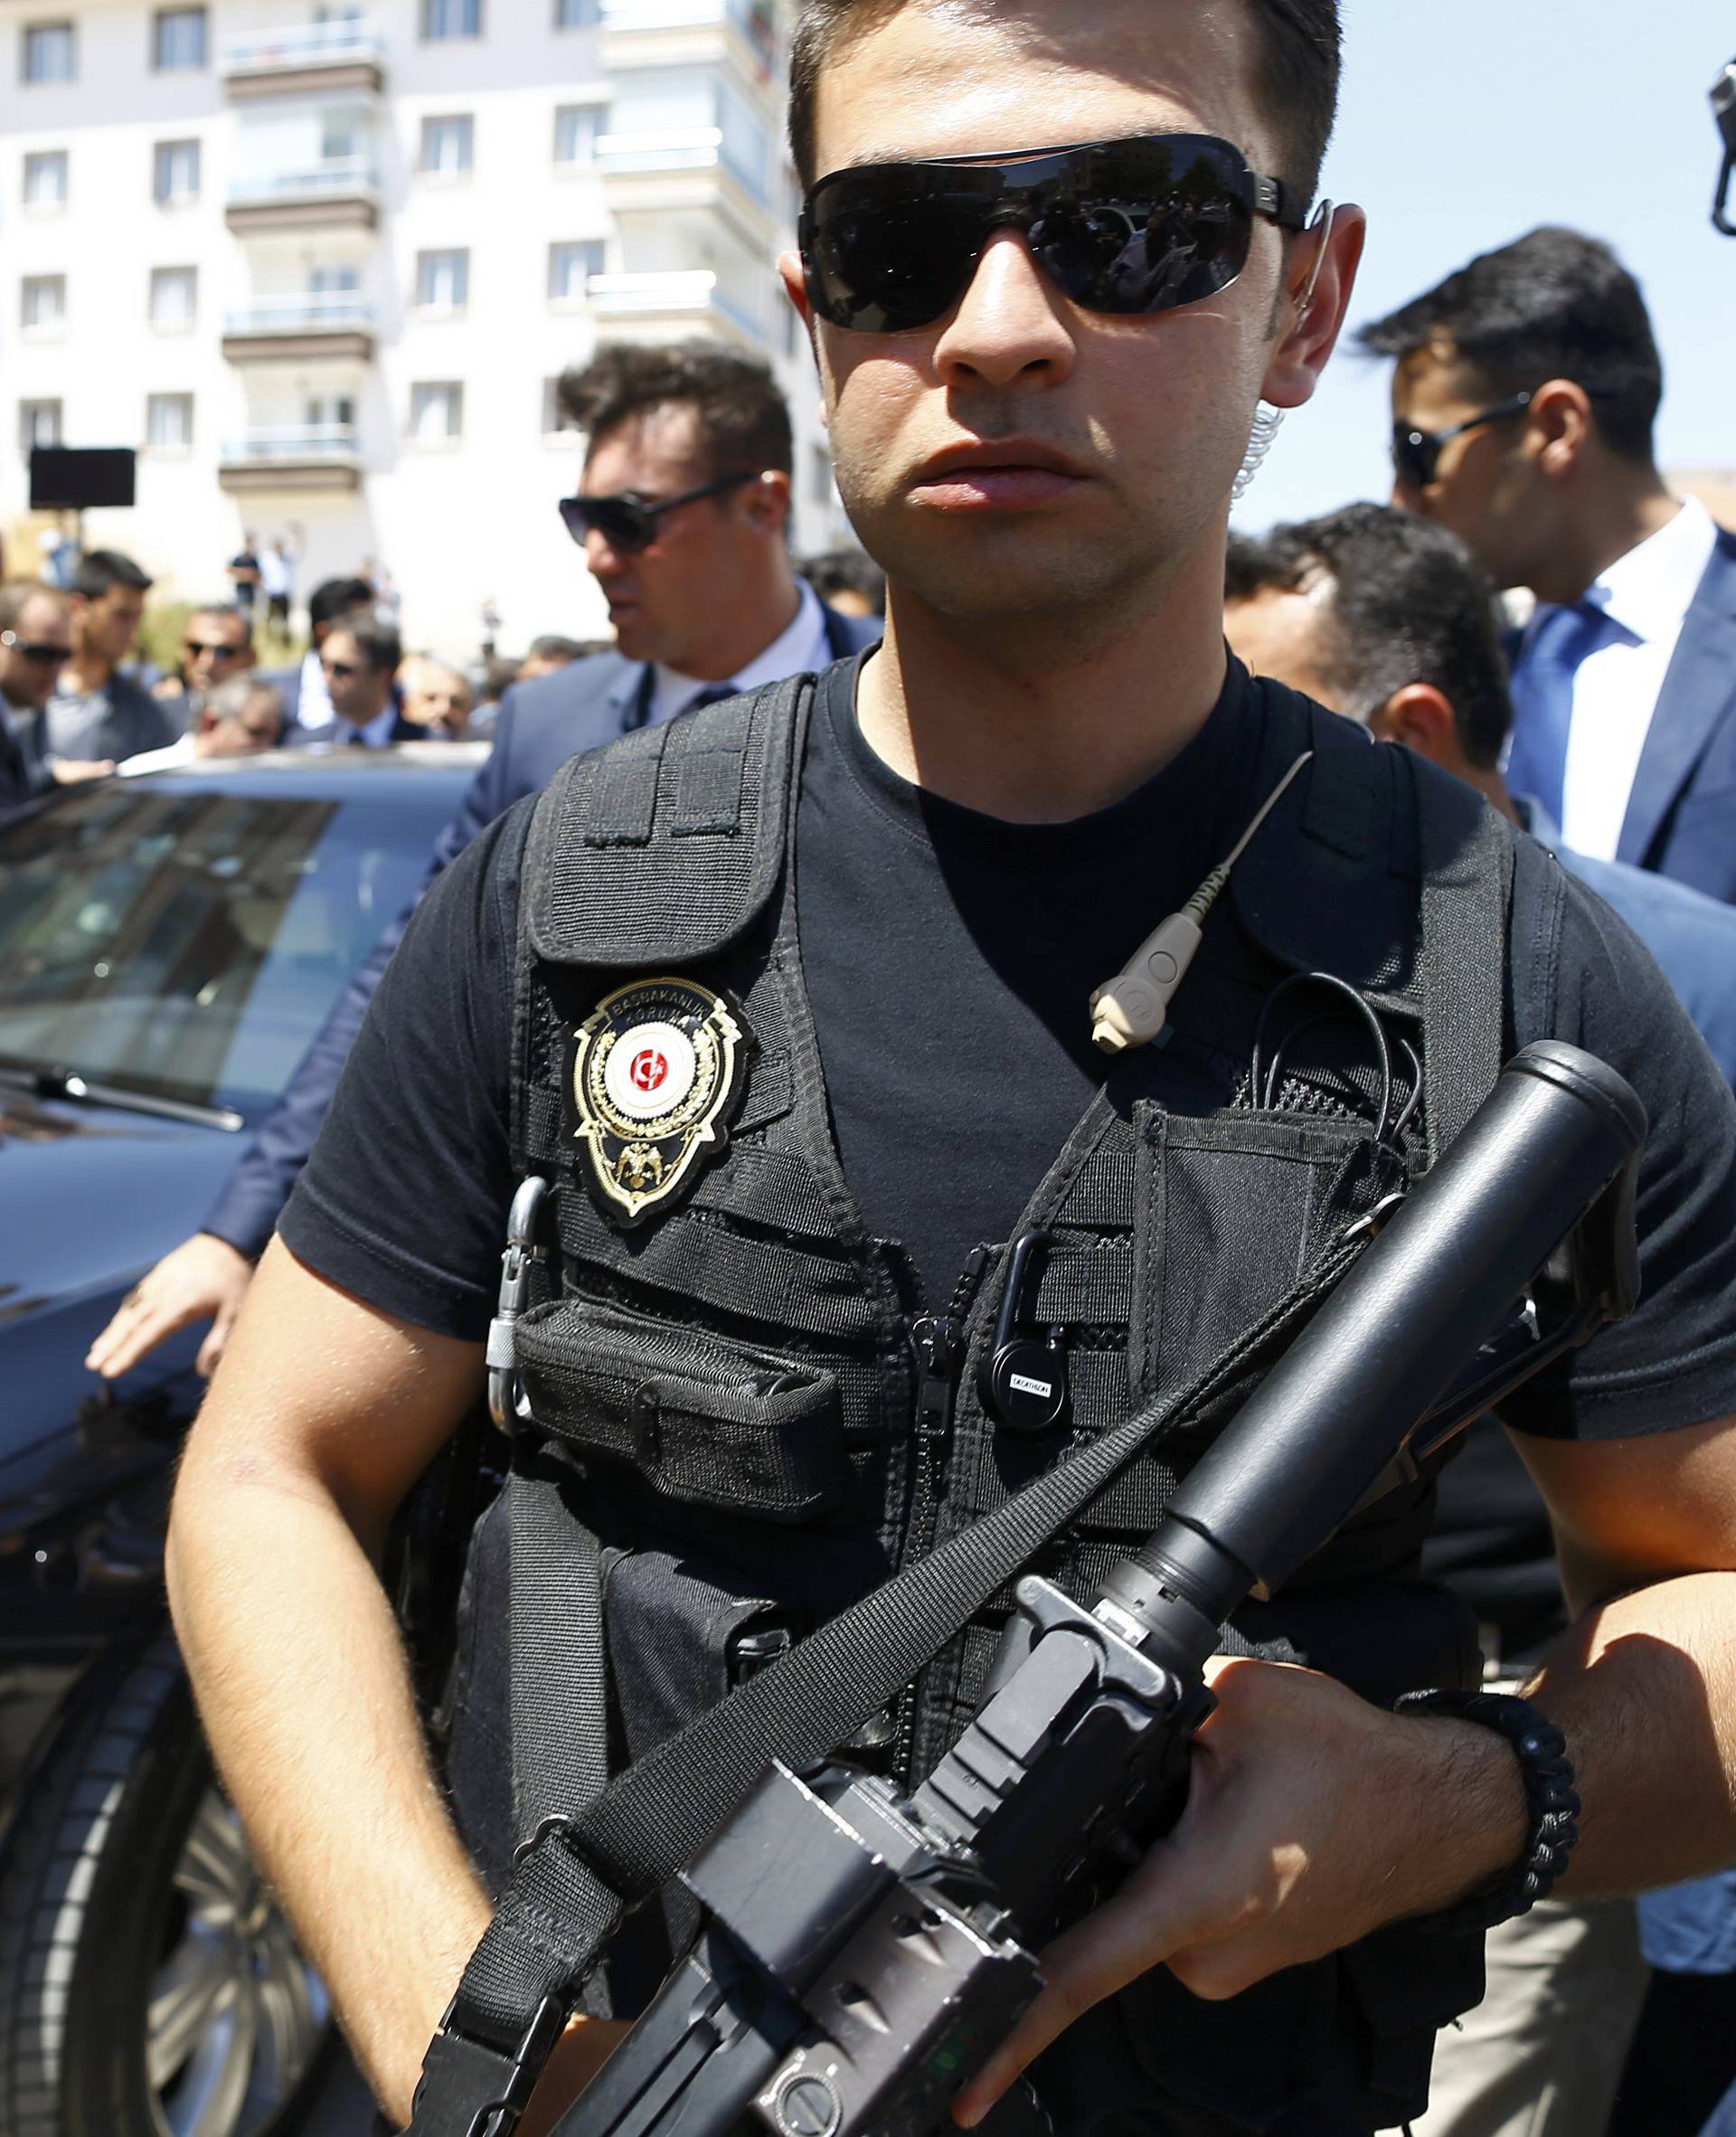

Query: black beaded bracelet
[1392,1688,1581,1933]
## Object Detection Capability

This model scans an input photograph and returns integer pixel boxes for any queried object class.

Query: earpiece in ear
[1232,405,1286,501]
[1296,198,1335,325]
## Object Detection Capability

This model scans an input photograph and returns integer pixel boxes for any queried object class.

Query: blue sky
[1238,0,1736,530]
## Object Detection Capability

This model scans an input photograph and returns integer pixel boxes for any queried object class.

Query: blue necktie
[680,683,738,718]
[1505,603,1609,827]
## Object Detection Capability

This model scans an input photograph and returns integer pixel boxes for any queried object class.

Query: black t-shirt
[280,655,1736,1444]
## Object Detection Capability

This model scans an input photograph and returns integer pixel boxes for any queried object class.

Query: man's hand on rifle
[952,1655,1526,2128]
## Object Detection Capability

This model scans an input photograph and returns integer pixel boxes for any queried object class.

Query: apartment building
[0,0,850,657]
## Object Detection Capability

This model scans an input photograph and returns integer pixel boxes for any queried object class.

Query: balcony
[222,294,376,363]
[594,126,771,234]
[218,425,362,492]
[222,19,384,98]
[602,0,777,81]
[585,269,760,346]
[226,159,380,233]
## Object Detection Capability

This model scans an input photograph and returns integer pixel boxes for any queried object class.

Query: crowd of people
[5,14,1736,2125]
[0,525,885,817]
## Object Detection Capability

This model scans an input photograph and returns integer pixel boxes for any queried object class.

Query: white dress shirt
[295,648,335,733]
[646,580,833,729]
[1515,496,1720,863]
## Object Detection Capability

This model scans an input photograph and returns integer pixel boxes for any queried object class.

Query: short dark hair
[1225,503,1514,769]
[324,613,401,675]
[558,340,793,478]
[802,547,887,614]
[788,0,1341,199]
[73,549,152,601]
[481,657,522,703]
[1356,227,1663,465]
[525,634,590,663]
[308,577,377,632]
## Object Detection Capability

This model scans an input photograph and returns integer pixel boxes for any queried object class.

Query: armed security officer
[168,5,1736,2134]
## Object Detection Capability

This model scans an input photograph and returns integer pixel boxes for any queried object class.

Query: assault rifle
[522,1041,1643,2137]
[405,1043,1639,2137]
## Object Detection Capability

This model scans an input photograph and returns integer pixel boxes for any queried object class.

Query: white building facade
[0,0,850,657]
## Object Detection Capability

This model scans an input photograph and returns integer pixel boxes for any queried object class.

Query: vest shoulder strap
[1230,681,1514,1161]
[523,674,810,969]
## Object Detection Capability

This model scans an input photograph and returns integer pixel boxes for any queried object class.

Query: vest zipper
[892,1244,992,1782]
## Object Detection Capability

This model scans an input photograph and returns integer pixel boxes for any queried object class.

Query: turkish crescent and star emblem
[567,977,749,1224]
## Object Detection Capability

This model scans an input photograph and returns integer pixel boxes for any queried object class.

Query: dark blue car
[0,747,479,2137]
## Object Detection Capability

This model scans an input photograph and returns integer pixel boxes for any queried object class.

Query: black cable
[1249,972,1395,1143]
[1389,1035,1425,1149]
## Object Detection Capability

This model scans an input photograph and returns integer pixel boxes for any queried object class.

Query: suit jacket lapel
[1618,534,1736,867]
[617,663,653,732]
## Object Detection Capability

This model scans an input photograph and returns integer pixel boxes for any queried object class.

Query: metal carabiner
[486,1175,551,1435]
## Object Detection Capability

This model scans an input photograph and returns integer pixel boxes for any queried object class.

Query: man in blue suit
[90,339,879,1379]
[1360,228,1736,905]
[1226,501,1736,2137]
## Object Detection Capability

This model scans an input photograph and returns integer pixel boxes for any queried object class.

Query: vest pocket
[514,1297,846,1522]
[1132,1102,1388,1418]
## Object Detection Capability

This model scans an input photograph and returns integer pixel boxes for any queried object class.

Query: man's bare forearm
[1531,1569,1736,1897]
[167,1465,489,2123]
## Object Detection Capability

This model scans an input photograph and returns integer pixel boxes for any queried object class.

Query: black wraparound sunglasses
[0,632,69,663]
[559,469,760,553]
[1391,392,1535,491]
[798,131,1315,335]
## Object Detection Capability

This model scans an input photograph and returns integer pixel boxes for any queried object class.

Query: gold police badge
[567,977,748,1224]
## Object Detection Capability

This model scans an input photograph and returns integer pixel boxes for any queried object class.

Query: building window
[320,109,365,165]
[414,248,469,312]
[548,240,604,305]
[409,381,463,444]
[21,22,75,82]
[149,265,197,329]
[19,399,62,451]
[553,105,599,166]
[542,376,583,438]
[554,0,599,24]
[308,264,361,296]
[420,0,480,39]
[152,5,206,69]
[153,138,201,204]
[146,392,193,450]
[23,148,68,207]
[21,273,66,332]
[420,114,473,175]
[305,392,356,434]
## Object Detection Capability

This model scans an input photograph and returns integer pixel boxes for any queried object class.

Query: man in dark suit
[263,574,376,736]
[1361,227,1736,904]
[88,337,880,1380]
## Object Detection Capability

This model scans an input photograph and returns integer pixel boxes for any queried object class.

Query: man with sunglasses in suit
[0,578,114,812]
[1363,227,1736,906]
[88,338,878,1384]
[165,7,1736,2136]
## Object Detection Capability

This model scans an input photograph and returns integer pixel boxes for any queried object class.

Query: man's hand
[50,758,114,785]
[87,1232,254,1378]
[953,1656,1524,2128]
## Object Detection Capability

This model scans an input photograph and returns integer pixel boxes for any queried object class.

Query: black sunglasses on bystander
[0,632,70,664]
[558,470,761,554]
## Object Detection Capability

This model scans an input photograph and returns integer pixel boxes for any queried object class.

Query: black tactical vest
[449,669,1519,2135]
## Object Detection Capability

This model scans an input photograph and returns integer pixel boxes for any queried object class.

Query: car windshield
[0,778,456,1117]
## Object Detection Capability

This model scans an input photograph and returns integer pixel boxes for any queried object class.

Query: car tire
[0,1631,334,2137]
